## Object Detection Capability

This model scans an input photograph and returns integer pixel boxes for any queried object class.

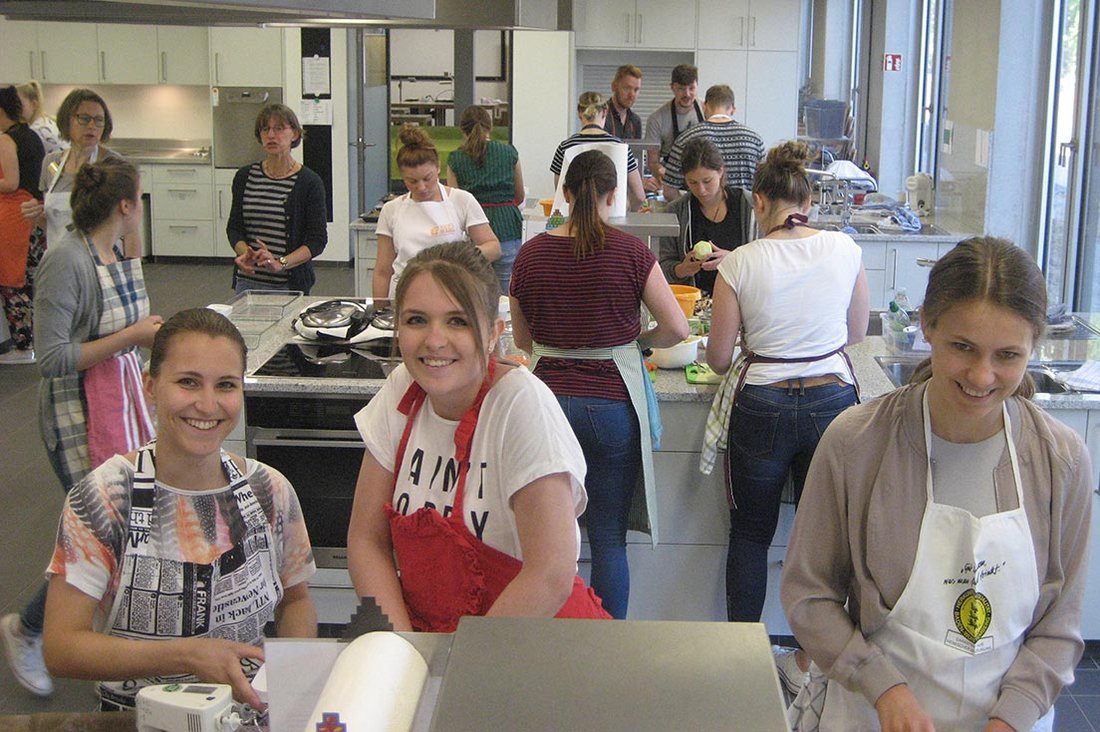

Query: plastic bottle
[546,208,565,230]
[888,300,911,331]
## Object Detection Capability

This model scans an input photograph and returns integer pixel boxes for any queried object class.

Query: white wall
[512,30,574,200]
[41,84,211,140]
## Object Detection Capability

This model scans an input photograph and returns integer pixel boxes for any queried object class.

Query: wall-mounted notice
[883,53,903,72]
[300,98,333,126]
[303,56,331,96]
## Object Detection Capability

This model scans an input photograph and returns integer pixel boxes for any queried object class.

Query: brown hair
[613,64,642,83]
[670,64,698,87]
[253,103,303,149]
[911,237,1047,398]
[680,137,725,178]
[704,84,735,110]
[70,158,139,232]
[149,308,247,378]
[563,150,618,259]
[395,242,500,374]
[15,80,44,122]
[395,123,440,170]
[0,86,21,122]
[752,140,813,207]
[457,105,493,167]
[577,91,607,123]
[56,88,113,143]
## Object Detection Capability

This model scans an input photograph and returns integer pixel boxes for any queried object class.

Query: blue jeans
[557,395,641,619]
[494,238,522,296]
[724,382,857,622]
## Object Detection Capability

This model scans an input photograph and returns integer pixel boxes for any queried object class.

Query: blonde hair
[577,91,608,123]
[15,80,45,122]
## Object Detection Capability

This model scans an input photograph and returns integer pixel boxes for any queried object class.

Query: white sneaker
[773,644,809,696]
[1,613,53,696]
[0,348,35,364]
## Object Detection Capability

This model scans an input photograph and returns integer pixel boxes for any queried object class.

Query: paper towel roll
[302,632,428,732]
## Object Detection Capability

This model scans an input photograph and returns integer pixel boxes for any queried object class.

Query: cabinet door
[696,0,749,50]
[743,51,798,147]
[747,0,801,51]
[574,0,637,48]
[0,20,39,81]
[209,28,284,87]
[636,0,696,49]
[37,22,99,84]
[153,220,215,257]
[97,25,158,85]
[157,26,209,85]
[887,240,940,307]
[214,183,234,259]
[696,50,748,116]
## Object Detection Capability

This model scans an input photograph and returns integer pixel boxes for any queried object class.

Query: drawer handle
[168,226,199,232]
[167,168,198,174]
[167,189,198,194]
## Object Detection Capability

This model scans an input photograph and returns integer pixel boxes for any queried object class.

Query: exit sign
[883,53,903,72]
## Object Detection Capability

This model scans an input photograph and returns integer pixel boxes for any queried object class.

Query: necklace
[701,195,726,222]
[264,158,300,179]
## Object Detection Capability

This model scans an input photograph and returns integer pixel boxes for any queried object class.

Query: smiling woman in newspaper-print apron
[781,238,1092,732]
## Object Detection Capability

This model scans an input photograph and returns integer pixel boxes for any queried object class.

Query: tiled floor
[1,260,1097,729]
[0,259,353,715]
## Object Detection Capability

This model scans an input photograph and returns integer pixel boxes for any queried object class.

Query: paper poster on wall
[302,56,331,96]
[941,119,954,154]
[300,98,333,125]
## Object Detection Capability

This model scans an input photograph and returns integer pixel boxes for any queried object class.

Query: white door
[746,0,801,52]
[887,240,940,307]
[157,26,209,85]
[0,20,39,81]
[97,25,158,85]
[744,51,798,147]
[37,22,99,84]
[573,0,637,48]
[636,0,696,50]
[210,28,284,87]
[696,0,750,50]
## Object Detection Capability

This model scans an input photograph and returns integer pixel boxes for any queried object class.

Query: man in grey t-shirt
[644,63,704,189]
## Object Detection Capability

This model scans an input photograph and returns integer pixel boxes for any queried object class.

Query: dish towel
[1061,361,1100,392]
[699,355,744,475]
[889,206,923,232]
[84,351,156,469]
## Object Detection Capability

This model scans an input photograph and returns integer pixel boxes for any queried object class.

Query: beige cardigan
[781,382,1092,732]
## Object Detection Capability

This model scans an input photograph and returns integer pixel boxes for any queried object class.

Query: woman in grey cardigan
[657,137,753,296]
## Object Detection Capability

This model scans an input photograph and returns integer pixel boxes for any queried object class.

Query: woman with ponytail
[447,105,525,293]
[2,157,162,698]
[373,124,500,302]
[509,150,688,619]
[704,140,869,630]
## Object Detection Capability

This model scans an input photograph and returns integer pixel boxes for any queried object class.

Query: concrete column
[453,29,475,122]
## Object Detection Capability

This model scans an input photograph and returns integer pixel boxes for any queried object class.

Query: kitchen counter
[109,138,212,165]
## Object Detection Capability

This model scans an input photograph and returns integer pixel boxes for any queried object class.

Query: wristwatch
[278,256,289,270]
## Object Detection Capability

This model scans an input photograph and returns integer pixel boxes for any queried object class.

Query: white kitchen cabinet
[214,168,235,259]
[97,25,158,85]
[1083,493,1100,639]
[36,22,99,84]
[697,0,800,51]
[0,20,39,81]
[573,0,696,50]
[148,164,216,258]
[696,49,799,148]
[885,239,940,307]
[209,28,284,87]
[156,26,209,85]
[354,225,379,298]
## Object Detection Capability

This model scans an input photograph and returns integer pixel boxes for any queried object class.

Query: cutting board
[685,363,722,384]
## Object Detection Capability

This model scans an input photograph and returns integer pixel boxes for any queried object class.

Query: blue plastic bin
[804,99,848,138]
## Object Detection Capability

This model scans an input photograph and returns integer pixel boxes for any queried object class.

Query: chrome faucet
[807,169,851,224]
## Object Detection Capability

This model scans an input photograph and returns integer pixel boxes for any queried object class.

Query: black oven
[246,392,371,569]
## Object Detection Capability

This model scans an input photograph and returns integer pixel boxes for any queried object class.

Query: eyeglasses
[74,114,107,128]
[261,124,290,134]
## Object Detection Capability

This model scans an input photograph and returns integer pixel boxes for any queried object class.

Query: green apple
[693,240,713,259]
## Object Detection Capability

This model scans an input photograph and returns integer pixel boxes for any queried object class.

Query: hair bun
[75,163,105,189]
[765,140,813,174]
[398,123,435,151]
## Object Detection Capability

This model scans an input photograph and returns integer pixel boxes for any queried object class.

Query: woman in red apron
[704,140,869,627]
[781,238,1092,732]
[348,242,610,632]
[41,308,317,711]
[373,125,500,303]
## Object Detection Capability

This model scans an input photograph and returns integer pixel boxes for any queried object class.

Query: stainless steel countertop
[110,137,212,165]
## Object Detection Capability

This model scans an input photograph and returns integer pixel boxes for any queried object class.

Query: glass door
[1074,6,1100,310]
[1040,0,1091,308]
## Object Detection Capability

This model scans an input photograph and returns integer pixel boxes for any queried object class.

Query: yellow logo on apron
[953,588,992,643]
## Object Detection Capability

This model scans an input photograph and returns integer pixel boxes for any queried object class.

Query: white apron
[97,443,283,710]
[388,183,469,298]
[819,393,1053,732]
[43,146,98,245]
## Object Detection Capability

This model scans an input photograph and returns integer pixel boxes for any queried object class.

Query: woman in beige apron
[782,238,1092,732]
[509,149,689,618]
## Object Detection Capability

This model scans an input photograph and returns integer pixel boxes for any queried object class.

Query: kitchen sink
[875,356,1076,394]
[807,222,883,235]
[874,223,952,236]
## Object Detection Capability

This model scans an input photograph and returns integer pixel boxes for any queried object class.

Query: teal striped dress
[446,140,523,242]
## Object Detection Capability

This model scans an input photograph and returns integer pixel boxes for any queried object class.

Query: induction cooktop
[253,340,400,380]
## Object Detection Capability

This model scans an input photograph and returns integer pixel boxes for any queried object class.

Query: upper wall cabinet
[35,22,101,84]
[574,0,696,50]
[97,25,159,84]
[696,0,800,52]
[0,20,40,83]
[209,28,284,87]
[156,27,210,85]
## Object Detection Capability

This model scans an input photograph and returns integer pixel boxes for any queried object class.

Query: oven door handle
[249,429,364,449]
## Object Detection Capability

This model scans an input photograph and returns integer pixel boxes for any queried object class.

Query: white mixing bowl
[649,336,703,369]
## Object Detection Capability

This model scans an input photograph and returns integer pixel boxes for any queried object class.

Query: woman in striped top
[550,92,646,212]
[447,106,525,294]
[227,104,327,294]
[509,150,688,618]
